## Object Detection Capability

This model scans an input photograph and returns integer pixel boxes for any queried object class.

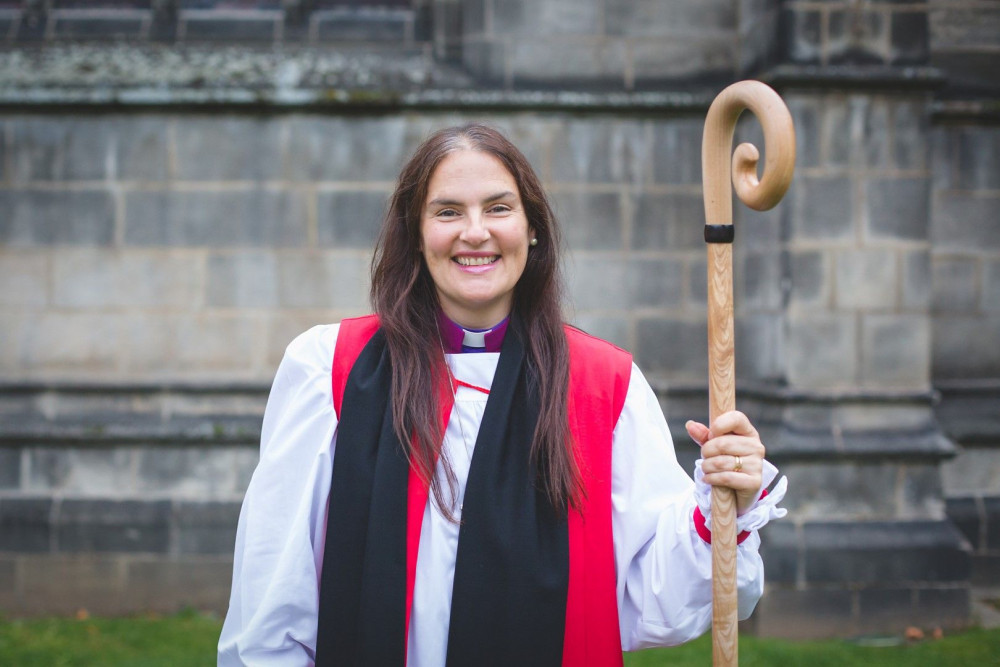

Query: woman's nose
[460,211,490,243]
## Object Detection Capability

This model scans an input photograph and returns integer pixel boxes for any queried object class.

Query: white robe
[218,324,785,666]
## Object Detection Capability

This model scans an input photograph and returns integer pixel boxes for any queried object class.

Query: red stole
[331,314,631,666]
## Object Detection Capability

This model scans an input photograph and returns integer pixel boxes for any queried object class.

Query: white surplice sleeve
[613,363,782,651]
[218,324,340,667]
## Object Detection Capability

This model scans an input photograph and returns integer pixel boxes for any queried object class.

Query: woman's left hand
[685,410,765,515]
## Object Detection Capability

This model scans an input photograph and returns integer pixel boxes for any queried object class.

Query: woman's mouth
[454,255,499,266]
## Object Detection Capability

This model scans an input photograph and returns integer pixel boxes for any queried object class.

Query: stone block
[735,251,782,310]
[932,316,1000,380]
[931,193,1000,251]
[275,252,368,310]
[931,256,978,313]
[788,250,830,308]
[550,119,649,185]
[180,11,281,41]
[19,554,127,615]
[630,37,735,84]
[630,192,703,251]
[0,448,20,489]
[759,521,798,584]
[779,462,902,521]
[902,249,931,310]
[0,557,14,604]
[735,314,784,382]
[27,447,135,496]
[866,178,929,241]
[754,587,856,639]
[174,117,285,181]
[803,520,971,585]
[548,191,623,251]
[8,312,121,374]
[973,555,1000,587]
[509,39,626,86]
[316,190,390,249]
[605,0,736,37]
[492,0,599,36]
[0,498,52,553]
[566,257,684,311]
[650,119,703,186]
[57,499,171,554]
[286,116,407,182]
[634,318,707,378]
[264,311,340,368]
[233,447,260,496]
[941,445,1000,497]
[0,190,115,246]
[779,8,821,64]
[169,313,265,376]
[955,127,1000,191]
[786,95,821,169]
[734,200,783,249]
[828,8,888,65]
[174,501,241,555]
[8,117,111,181]
[137,446,242,500]
[890,10,929,64]
[312,9,410,42]
[461,38,507,83]
[835,249,897,309]
[124,190,308,247]
[0,251,48,307]
[53,249,204,309]
[984,259,1000,312]
[124,557,232,613]
[986,497,1000,550]
[857,587,915,632]
[789,175,853,241]
[48,11,150,40]
[945,496,981,550]
[206,251,279,308]
[113,116,170,182]
[929,8,1000,50]
[567,315,630,352]
[912,587,971,629]
[892,100,928,171]
[688,257,706,308]
[786,314,857,388]
[860,314,930,387]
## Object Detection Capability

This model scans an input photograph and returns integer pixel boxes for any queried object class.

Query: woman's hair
[370,123,578,516]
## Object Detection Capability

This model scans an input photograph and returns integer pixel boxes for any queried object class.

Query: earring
[529,238,538,247]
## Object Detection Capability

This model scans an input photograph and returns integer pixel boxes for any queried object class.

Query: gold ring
[734,455,743,473]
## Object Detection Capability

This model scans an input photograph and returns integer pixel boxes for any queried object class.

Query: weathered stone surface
[19,554,127,615]
[866,177,929,241]
[857,587,914,630]
[0,251,49,307]
[492,0,600,36]
[27,447,135,496]
[790,175,854,241]
[550,191,623,251]
[5,312,121,374]
[52,249,203,308]
[828,8,887,65]
[754,587,856,639]
[942,446,1000,497]
[286,116,407,183]
[604,0,736,36]
[312,9,411,43]
[955,126,1000,191]
[630,192,703,251]
[890,11,929,65]
[174,501,241,555]
[983,259,1000,313]
[566,256,684,311]
[634,318,707,378]
[902,249,931,310]
[0,190,115,246]
[931,256,978,313]
[786,314,857,388]
[137,447,243,500]
[860,314,931,387]
[631,37,736,84]
[650,119,703,185]
[124,190,309,247]
[933,316,1000,379]
[835,249,897,309]
[174,117,285,181]
[568,314,630,352]
[510,40,627,85]
[57,499,171,553]
[0,498,52,553]
[0,448,20,489]
[206,251,279,308]
[946,496,981,550]
[550,119,649,186]
[275,252,368,309]
[932,193,1000,251]
[123,557,233,613]
[8,117,112,181]
[316,190,390,249]
[787,250,829,308]
[735,314,784,381]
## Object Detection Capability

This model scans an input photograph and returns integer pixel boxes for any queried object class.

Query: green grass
[0,612,998,666]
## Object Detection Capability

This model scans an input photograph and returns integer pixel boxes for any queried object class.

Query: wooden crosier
[701,80,795,666]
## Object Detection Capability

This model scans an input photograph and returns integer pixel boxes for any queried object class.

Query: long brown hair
[370,123,578,516]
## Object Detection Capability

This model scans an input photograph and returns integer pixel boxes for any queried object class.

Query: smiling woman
[217,124,788,667]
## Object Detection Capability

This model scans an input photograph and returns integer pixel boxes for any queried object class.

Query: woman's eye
[437,208,459,218]
[488,204,512,214]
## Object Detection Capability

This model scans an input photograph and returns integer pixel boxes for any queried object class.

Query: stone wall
[1,0,999,641]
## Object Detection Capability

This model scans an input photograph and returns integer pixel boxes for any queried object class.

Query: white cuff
[693,458,788,534]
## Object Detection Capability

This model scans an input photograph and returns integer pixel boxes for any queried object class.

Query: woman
[218,124,786,666]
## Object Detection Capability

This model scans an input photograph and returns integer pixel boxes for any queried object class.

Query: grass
[0,612,998,666]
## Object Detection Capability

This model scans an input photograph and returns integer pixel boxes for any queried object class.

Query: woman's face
[420,149,534,329]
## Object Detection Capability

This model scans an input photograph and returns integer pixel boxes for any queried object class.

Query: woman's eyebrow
[427,191,515,208]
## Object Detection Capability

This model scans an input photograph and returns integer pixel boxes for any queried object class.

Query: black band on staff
[704,224,735,244]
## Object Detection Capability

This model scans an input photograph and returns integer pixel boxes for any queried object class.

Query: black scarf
[315,324,569,666]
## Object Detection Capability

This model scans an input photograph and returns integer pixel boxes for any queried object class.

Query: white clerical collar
[462,329,488,348]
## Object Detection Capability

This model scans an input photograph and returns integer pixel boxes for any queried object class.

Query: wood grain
[700,80,795,667]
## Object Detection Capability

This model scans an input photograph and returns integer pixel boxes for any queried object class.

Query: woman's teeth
[455,256,498,266]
